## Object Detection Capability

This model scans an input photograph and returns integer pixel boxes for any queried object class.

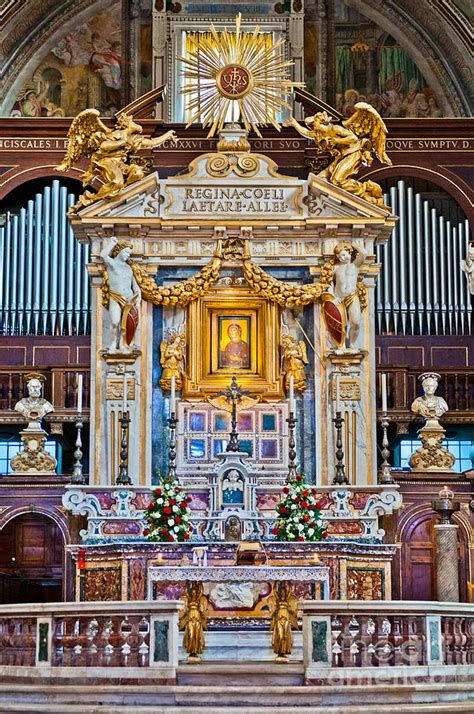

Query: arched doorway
[401,513,469,602]
[0,513,64,604]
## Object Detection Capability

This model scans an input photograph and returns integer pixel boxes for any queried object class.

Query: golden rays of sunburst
[178,13,303,137]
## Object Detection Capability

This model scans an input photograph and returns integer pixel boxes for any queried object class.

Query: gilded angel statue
[56,109,178,211]
[159,328,186,391]
[179,582,208,660]
[286,103,392,207]
[281,333,308,393]
[268,581,299,661]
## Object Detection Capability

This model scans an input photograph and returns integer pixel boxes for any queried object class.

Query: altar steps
[1,682,474,712]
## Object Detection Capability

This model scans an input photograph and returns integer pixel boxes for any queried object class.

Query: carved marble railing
[0,601,181,679]
[301,601,474,684]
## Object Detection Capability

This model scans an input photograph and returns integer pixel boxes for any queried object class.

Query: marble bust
[14,376,54,430]
[411,372,448,429]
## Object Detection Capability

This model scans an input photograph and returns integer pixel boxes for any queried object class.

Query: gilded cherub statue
[286,103,392,207]
[56,109,178,211]
[159,328,186,391]
[281,333,308,393]
[179,581,208,661]
[268,581,299,661]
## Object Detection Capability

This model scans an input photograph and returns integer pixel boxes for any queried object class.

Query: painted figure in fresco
[56,109,178,210]
[101,237,140,353]
[281,333,309,393]
[179,581,208,660]
[222,469,244,505]
[411,372,449,428]
[220,323,249,369]
[159,329,186,391]
[269,581,299,661]
[286,103,392,207]
[461,243,474,295]
[14,375,54,430]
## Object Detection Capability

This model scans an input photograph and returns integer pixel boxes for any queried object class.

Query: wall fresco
[11,2,122,118]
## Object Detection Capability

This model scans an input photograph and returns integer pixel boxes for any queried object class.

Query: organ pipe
[0,180,87,336]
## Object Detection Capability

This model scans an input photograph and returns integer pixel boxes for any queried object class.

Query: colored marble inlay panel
[153,620,169,662]
[214,414,228,431]
[262,414,276,431]
[237,413,253,431]
[312,620,329,663]
[189,439,206,458]
[38,622,49,662]
[190,412,206,431]
[240,439,253,456]
[261,439,277,458]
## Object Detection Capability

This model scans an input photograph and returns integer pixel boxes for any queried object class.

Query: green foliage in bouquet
[143,479,193,542]
[272,475,328,542]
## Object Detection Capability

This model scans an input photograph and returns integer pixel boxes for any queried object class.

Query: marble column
[434,524,459,602]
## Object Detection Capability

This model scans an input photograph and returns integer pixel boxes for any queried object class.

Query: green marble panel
[429,619,441,661]
[153,620,169,662]
[38,622,49,662]
[312,620,329,663]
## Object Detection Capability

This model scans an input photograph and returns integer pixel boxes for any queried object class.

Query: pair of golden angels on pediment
[57,102,391,211]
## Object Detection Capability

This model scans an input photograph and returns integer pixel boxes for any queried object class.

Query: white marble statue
[411,372,449,429]
[333,241,367,347]
[461,243,474,295]
[14,376,54,430]
[101,236,141,353]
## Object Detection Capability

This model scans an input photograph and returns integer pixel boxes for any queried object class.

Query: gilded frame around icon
[184,287,283,399]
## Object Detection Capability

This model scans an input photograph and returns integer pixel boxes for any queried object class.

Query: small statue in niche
[222,469,244,505]
[411,372,449,429]
[281,333,308,393]
[224,516,242,541]
[101,236,140,353]
[285,104,391,207]
[461,243,474,295]
[321,241,367,349]
[159,328,186,391]
[14,374,54,430]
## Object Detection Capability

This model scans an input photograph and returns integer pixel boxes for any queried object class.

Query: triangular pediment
[69,151,395,230]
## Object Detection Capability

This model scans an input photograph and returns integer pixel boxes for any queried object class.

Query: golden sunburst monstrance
[178,13,303,137]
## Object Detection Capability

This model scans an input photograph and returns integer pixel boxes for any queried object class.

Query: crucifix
[220,376,248,452]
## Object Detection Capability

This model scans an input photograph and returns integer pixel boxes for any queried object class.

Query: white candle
[170,374,176,414]
[289,374,295,414]
[77,374,83,414]
[122,374,127,415]
[381,373,388,413]
[335,374,341,413]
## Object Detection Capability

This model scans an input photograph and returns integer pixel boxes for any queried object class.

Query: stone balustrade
[0,600,181,681]
[301,600,474,684]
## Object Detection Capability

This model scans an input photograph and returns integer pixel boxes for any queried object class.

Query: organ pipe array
[0,178,471,337]
[376,180,472,336]
[0,180,90,336]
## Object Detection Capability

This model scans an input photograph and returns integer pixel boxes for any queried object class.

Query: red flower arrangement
[143,479,193,542]
[272,475,327,542]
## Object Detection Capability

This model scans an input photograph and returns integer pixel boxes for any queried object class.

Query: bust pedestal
[10,427,57,475]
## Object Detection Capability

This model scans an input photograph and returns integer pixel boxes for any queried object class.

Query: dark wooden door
[0,513,64,603]
[401,515,468,602]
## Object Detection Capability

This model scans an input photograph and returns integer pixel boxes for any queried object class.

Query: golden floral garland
[101,239,367,310]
